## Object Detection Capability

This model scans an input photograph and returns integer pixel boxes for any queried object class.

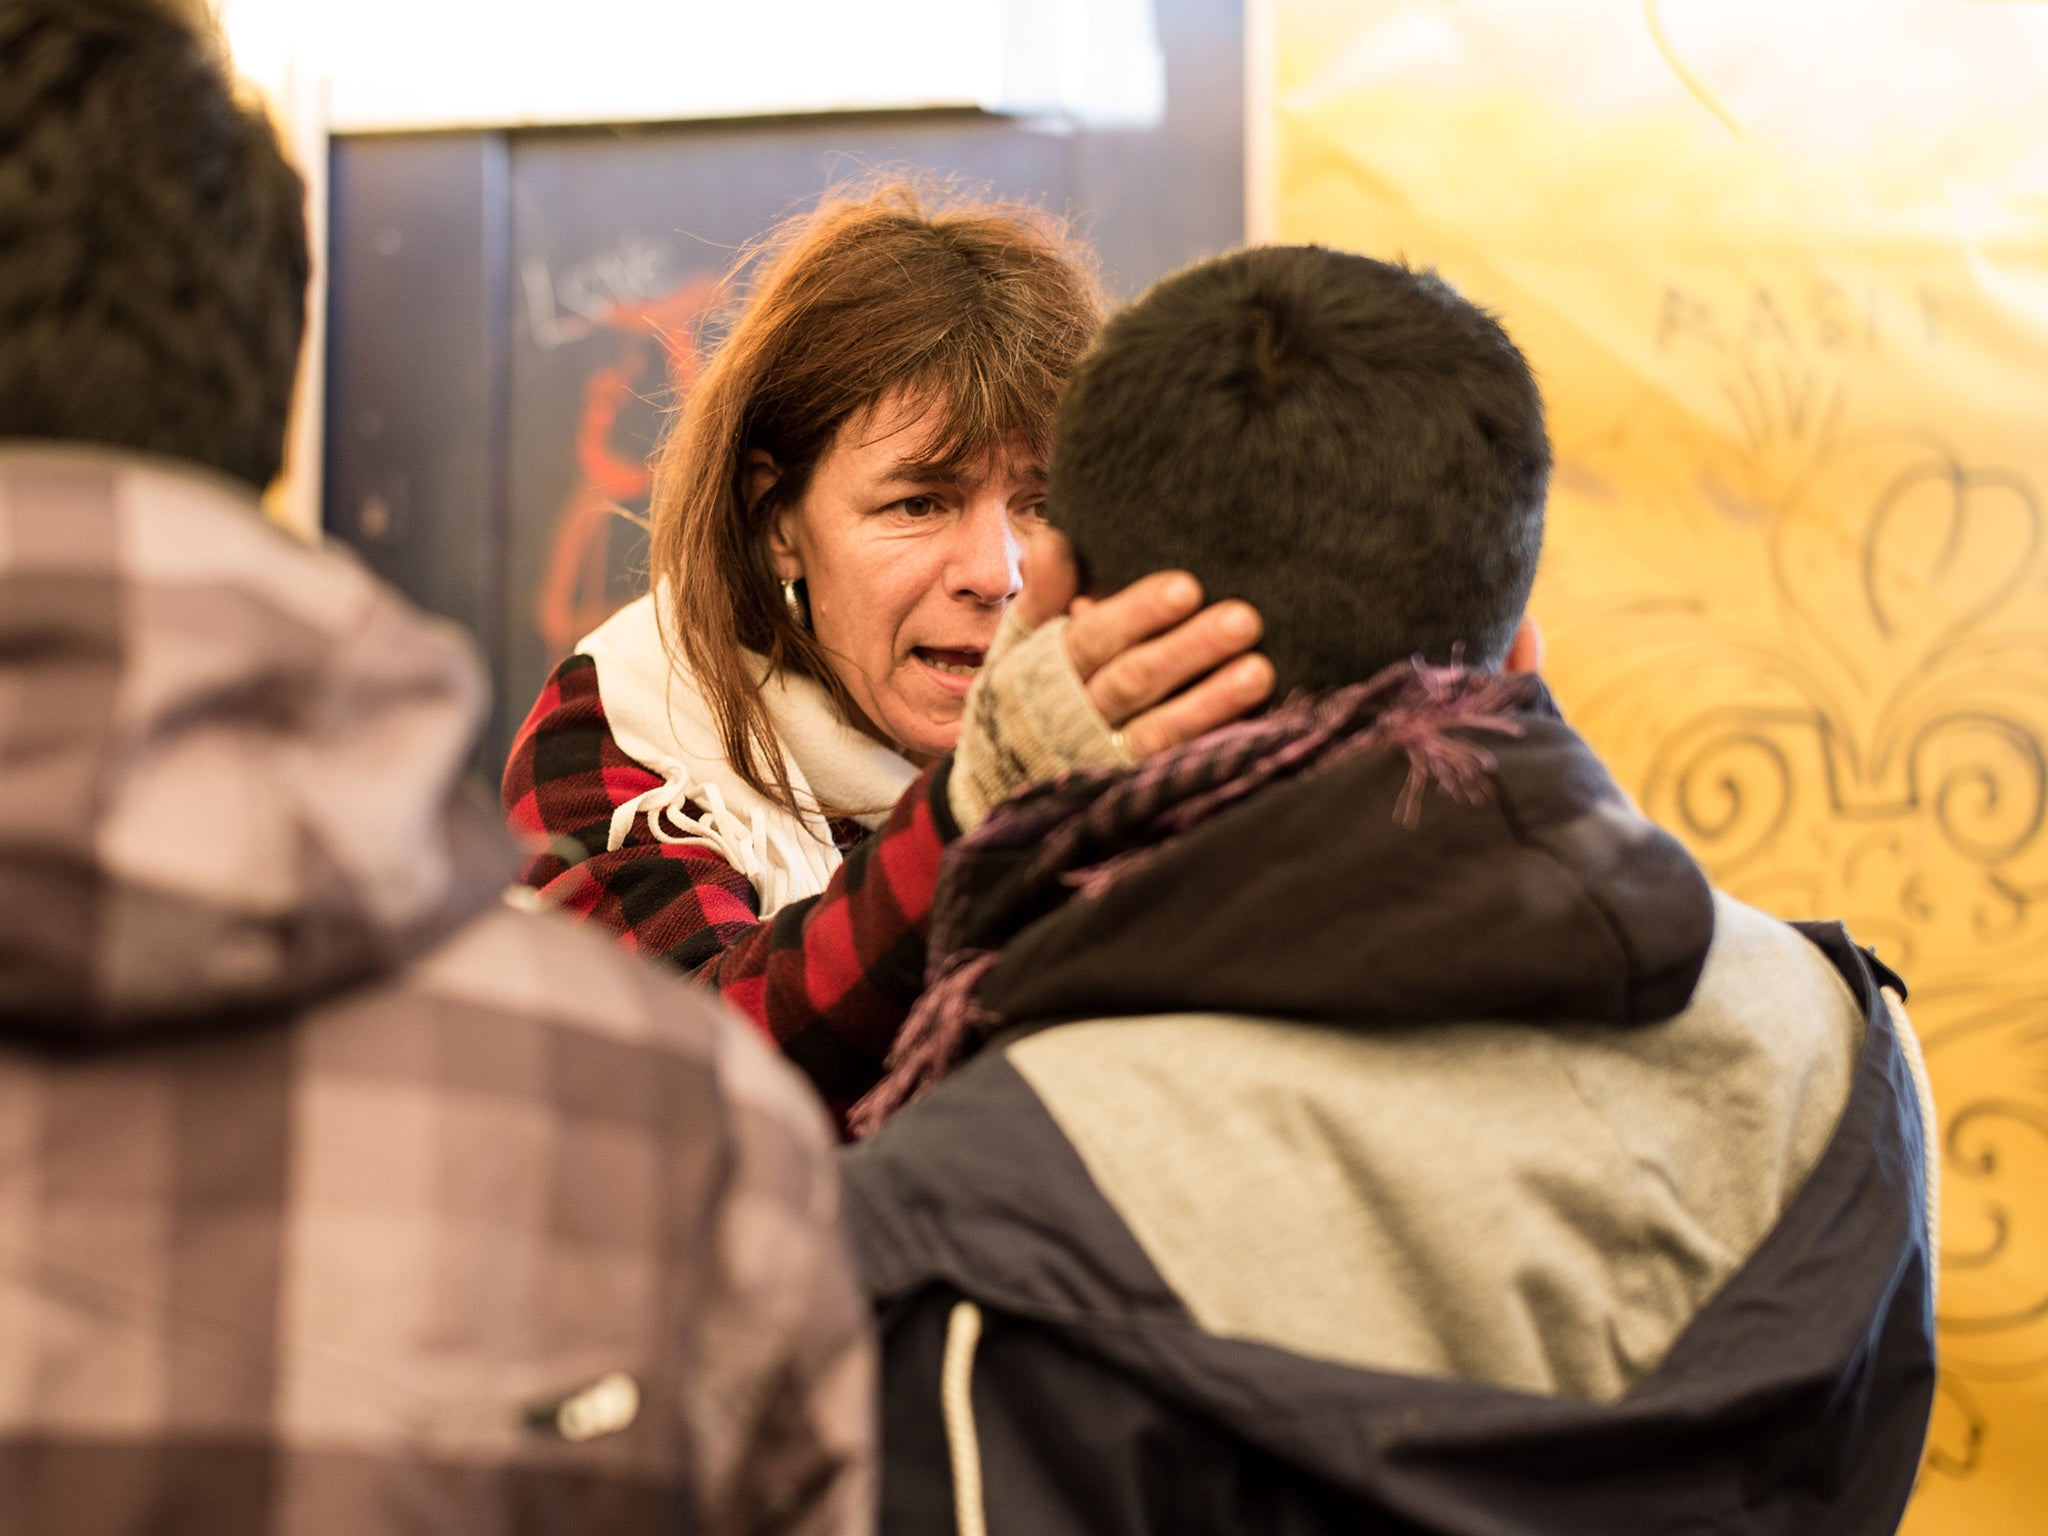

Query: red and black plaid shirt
[503,652,957,1120]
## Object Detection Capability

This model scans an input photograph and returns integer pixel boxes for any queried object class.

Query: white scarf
[575,593,920,916]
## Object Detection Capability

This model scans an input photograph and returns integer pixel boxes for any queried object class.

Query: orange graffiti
[534,274,719,656]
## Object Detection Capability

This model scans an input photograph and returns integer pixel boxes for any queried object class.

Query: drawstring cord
[942,1301,989,1536]
[606,778,834,915]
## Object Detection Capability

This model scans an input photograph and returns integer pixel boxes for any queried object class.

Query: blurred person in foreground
[0,1,869,1529]
[843,246,1940,1535]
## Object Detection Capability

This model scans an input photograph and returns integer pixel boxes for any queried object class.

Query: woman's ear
[746,450,801,581]
[1502,613,1545,675]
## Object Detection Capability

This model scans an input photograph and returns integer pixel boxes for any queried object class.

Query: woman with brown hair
[503,182,1271,1124]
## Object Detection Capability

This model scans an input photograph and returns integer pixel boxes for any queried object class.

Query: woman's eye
[892,495,940,519]
[1012,504,1048,530]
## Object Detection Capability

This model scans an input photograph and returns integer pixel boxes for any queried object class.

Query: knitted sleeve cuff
[947,608,1133,834]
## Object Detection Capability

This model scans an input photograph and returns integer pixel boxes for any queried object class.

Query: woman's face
[763,390,1041,762]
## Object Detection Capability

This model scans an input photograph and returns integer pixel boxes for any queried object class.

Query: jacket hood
[845,925,1935,1534]
[0,446,514,1044]
[976,692,1716,1036]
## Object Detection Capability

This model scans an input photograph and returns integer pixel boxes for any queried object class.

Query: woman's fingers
[1116,652,1276,758]
[1062,569,1207,681]
[1079,596,1265,725]
[1024,524,1274,751]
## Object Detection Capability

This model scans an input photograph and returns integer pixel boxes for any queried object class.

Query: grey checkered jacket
[0,447,874,1535]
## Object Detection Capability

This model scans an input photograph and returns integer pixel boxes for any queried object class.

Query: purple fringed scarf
[846,658,1539,1138]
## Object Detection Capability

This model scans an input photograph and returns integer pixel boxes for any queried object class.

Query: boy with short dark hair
[1053,245,1547,691]
[845,245,1937,1536]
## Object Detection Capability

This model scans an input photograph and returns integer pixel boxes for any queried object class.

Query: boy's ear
[1017,525,1082,628]
[1502,614,1544,675]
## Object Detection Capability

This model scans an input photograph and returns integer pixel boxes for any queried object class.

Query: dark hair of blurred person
[0,0,307,488]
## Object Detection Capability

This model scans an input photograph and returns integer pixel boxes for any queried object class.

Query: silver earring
[781,578,807,628]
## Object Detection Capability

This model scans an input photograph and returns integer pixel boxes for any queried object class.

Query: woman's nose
[948,498,1026,606]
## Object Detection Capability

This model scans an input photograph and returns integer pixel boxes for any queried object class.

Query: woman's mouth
[913,646,986,682]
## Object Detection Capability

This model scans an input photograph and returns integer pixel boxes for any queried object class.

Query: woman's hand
[946,527,1274,832]
[1019,525,1274,759]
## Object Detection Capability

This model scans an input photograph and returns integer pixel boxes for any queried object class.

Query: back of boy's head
[1048,245,1550,696]
[0,0,308,491]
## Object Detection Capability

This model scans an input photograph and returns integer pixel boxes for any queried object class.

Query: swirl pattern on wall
[1546,323,2048,1491]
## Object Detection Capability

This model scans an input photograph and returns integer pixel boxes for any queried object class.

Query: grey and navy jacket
[0,447,873,1535]
[843,695,1939,1535]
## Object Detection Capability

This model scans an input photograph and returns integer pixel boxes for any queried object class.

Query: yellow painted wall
[1267,3,2048,1528]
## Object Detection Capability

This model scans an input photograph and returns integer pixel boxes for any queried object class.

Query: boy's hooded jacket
[843,669,1938,1536]
[0,448,872,1535]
